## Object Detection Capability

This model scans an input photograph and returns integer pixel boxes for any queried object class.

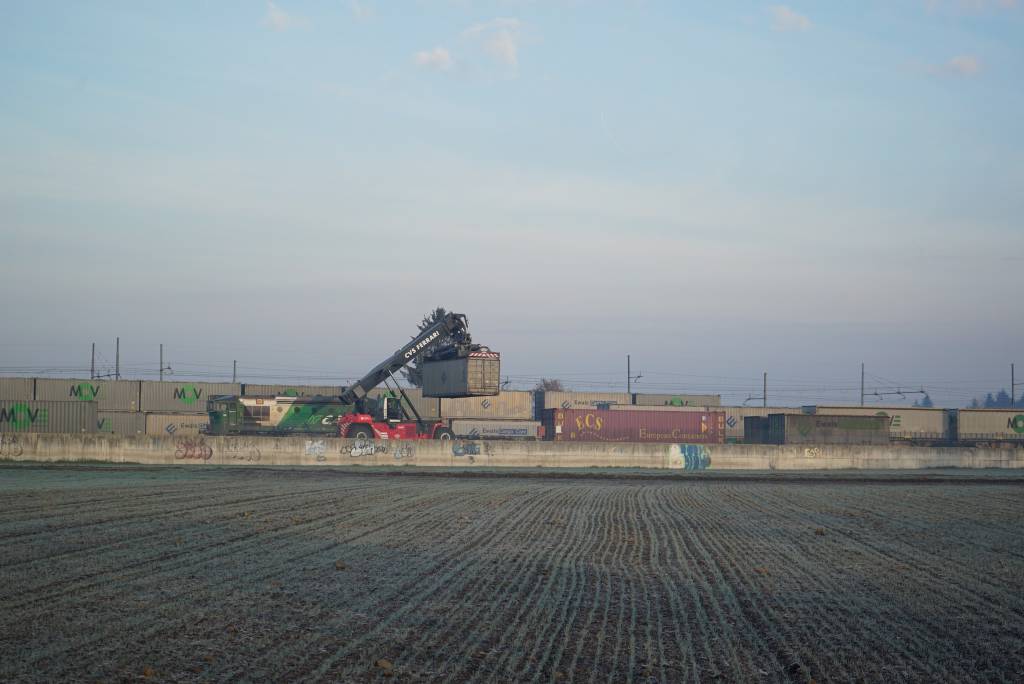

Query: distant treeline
[968,390,1024,409]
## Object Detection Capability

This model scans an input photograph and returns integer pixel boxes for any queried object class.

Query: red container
[543,408,725,444]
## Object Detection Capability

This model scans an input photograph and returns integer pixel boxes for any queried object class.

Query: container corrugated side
[97,411,146,435]
[815,406,948,441]
[441,391,534,419]
[771,414,890,445]
[421,353,500,398]
[0,378,34,400]
[0,400,96,433]
[541,392,632,410]
[957,409,1024,441]
[34,379,141,411]
[241,384,341,397]
[145,413,211,437]
[543,408,725,444]
[612,405,803,442]
[141,382,241,413]
[366,388,441,420]
[449,419,541,439]
[633,393,722,407]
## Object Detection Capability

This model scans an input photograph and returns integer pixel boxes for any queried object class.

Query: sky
[1,0,1022,407]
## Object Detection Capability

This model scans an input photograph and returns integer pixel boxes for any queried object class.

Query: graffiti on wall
[175,438,213,461]
[0,434,23,458]
[223,438,262,463]
[346,437,388,458]
[671,444,711,471]
[305,439,327,462]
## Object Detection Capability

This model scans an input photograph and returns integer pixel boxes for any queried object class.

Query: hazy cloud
[769,5,812,31]
[925,0,1018,11]
[413,46,454,71]
[464,18,523,67]
[349,1,374,20]
[947,54,982,75]
[264,1,306,31]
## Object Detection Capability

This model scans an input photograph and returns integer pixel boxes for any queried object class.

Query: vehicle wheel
[348,425,374,439]
[434,428,454,441]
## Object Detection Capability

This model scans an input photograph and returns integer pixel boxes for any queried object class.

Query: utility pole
[1013,363,1016,409]
[763,372,767,408]
[90,343,95,380]
[627,355,631,395]
[160,344,164,382]
[233,360,237,384]
[115,337,120,380]
[860,363,865,406]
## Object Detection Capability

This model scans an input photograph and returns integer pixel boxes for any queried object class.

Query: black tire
[434,427,454,441]
[348,425,374,440]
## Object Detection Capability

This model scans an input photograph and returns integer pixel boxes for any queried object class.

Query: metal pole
[115,337,120,380]
[1012,363,1016,408]
[763,372,767,408]
[90,343,95,380]
[627,355,631,395]
[233,360,237,384]
[160,344,164,382]
[860,363,865,406]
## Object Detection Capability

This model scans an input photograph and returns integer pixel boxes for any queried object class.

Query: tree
[984,393,996,408]
[969,398,980,409]
[995,390,1012,408]
[914,393,934,408]
[401,307,449,387]
[534,378,565,392]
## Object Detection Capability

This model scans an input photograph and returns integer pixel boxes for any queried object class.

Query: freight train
[2,379,1022,446]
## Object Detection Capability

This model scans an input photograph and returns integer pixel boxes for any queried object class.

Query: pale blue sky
[1,1,1021,406]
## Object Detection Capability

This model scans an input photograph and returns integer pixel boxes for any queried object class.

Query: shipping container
[633,393,722,407]
[0,378,34,401]
[612,405,804,442]
[813,406,949,442]
[449,419,542,440]
[0,400,96,433]
[241,384,341,397]
[768,414,890,445]
[34,379,141,411]
[540,391,632,410]
[141,382,241,414]
[366,387,441,421]
[957,409,1024,443]
[97,411,146,435]
[145,413,211,437]
[744,416,770,444]
[421,352,501,398]
[543,408,725,444]
[441,391,534,420]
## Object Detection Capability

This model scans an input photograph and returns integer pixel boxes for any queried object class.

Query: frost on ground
[1,464,1023,682]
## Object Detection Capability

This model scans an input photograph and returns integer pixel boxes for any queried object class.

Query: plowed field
[2,465,1023,682]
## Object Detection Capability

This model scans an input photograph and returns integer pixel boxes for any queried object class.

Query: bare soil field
[1,464,1023,683]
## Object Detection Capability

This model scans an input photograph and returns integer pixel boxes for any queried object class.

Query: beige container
[34,379,141,411]
[145,413,211,437]
[449,419,542,439]
[957,409,1024,441]
[0,378,34,400]
[613,404,803,441]
[441,391,534,419]
[634,393,722,407]
[97,411,146,435]
[366,387,441,420]
[141,382,241,413]
[541,391,631,410]
[242,384,341,397]
[816,406,947,441]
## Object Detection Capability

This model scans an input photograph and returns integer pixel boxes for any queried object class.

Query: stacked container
[544,408,725,444]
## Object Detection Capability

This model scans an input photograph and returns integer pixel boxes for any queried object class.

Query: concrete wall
[1,432,1023,470]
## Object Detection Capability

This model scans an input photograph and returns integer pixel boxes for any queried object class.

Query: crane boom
[338,312,475,405]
